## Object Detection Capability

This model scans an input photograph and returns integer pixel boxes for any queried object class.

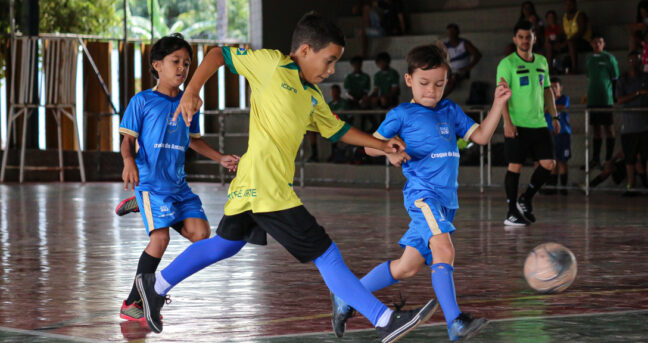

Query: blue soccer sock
[158,235,245,293]
[360,261,399,292]
[314,242,389,326]
[431,263,461,326]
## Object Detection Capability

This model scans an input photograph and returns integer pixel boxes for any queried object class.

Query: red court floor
[0,182,646,342]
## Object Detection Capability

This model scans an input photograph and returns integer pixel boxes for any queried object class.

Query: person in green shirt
[370,51,401,109]
[586,33,619,168]
[496,20,560,227]
[343,55,371,109]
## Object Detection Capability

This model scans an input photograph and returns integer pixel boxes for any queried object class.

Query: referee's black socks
[523,165,552,200]
[126,251,161,305]
[505,171,520,213]
[605,138,615,161]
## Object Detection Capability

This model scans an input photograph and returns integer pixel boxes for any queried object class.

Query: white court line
[257,308,648,340]
[0,325,108,343]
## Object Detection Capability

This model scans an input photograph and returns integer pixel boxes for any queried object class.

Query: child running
[331,44,511,341]
[135,13,437,342]
[118,33,240,322]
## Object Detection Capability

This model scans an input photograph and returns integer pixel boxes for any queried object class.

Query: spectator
[615,51,648,195]
[370,52,400,110]
[327,85,351,163]
[628,1,648,52]
[562,0,592,73]
[544,10,566,73]
[542,77,572,195]
[343,55,371,109]
[586,33,619,169]
[518,1,545,52]
[356,0,406,57]
[443,23,482,97]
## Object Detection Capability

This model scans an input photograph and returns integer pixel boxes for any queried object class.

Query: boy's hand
[552,120,561,135]
[122,158,139,191]
[386,151,411,167]
[173,90,203,127]
[382,136,406,154]
[494,77,512,104]
[504,121,517,138]
[220,154,241,172]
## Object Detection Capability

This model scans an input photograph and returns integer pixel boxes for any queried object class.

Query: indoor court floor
[0,182,647,342]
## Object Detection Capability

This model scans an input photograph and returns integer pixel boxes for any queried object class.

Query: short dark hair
[591,32,604,40]
[150,33,193,80]
[290,11,345,53]
[350,55,364,65]
[331,84,341,91]
[545,10,557,19]
[514,20,535,35]
[406,44,450,74]
[550,76,561,84]
[446,23,460,34]
[376,52,391,64]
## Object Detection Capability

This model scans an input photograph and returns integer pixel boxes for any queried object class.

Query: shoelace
[392,292,407,311]
[164,295,172,305]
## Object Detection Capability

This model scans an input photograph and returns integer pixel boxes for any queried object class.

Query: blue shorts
[135,189,208,235]
[399,198,456,265]
[554,134,571,162]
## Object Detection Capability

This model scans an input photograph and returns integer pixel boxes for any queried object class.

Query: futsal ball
[523,242,577,293]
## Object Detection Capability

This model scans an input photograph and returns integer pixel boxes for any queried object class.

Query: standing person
[615,51,648,195]
[118,33,240,322]
[496,20,560,227]
[543,77,572,195]
[562,0,592,73]
[135,12,437,342]
[344,55,371,109]
[544,10,566,74]
[443,23,482,97]
[586,33,620,168]
[370,52,401,109]
[330,44,511,342]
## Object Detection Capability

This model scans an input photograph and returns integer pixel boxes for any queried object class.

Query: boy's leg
[180,218,211,242]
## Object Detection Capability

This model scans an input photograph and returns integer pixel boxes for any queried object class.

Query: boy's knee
[429,240,455,265]
[184,227,210,242]
[391,263,422,280]
[540,159,555,170]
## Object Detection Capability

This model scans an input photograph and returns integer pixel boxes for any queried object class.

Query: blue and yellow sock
[431,263,461,326]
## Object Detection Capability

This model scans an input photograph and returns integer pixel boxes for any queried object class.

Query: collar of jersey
[152,89,183,101]
[515,51,535,63]
[280,61,320,94]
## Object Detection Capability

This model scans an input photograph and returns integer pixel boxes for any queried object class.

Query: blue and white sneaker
[330,293,355,337]
[448,313,488,341]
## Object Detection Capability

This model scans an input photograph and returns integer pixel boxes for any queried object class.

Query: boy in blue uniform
[543,77,572,195]
[331,44,512,341]
[118,33,240,322]
[135,13,437,342]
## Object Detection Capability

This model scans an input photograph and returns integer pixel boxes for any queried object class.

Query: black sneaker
[115,196,139,216]
[376,299,438,343]
[447,312,489,341]
[516,196,536,223]
[136,273,169,333]
[330,293,355,337]
[503,209,529,227]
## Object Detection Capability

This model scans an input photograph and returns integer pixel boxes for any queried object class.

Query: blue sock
[160,235,245,287]
[431,263,461,326]
[313,242,389,326]
[360,261,399,292]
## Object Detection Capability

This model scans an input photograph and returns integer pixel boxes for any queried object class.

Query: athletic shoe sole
[516,202,535,223]
[382,299,439,343]
[503,218,528,227]
[136,275,163,334]
[115,196,139,216]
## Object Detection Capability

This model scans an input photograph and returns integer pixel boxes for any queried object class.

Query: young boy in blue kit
[331,44,511,341]
[135,13,437,342]
[118,33,240,322]
[542,77,572,195]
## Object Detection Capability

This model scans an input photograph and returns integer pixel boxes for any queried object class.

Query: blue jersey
[545,95,571,135]
[119,89,201,194]
[376,100,478,209]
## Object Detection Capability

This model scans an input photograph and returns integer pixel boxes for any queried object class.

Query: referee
[496,20,560,226]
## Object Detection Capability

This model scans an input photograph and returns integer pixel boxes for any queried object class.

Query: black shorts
[216,206,332,263]
[505,127,554,164]
[553,133,571,162]
[621,132,648,165]
[589,106,614,126]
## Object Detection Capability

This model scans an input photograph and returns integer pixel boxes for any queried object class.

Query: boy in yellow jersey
[135,12,437,342]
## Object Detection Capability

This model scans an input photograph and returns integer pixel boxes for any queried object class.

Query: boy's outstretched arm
[121,134,139,190]
[339,126,406,153]
[189,137,240,172]
[173,47,226,125]
[469,77,512,145]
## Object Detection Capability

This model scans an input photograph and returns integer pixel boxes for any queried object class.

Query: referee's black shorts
[505,127,554,164]
[216,206,332,263]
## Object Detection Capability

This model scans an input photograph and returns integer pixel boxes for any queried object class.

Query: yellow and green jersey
[221,46,350,215]
[496,52,551,128]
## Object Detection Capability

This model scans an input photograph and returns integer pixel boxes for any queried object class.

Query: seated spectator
[343,55,371,109]
[370,52,400,110]
[518,1,545,52]
[443,23,482,98]
[544,10,566,73]
[628,1,648,52]
[561,0,592,73]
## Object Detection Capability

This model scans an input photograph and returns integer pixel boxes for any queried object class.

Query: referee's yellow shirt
[222,46,350,215]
